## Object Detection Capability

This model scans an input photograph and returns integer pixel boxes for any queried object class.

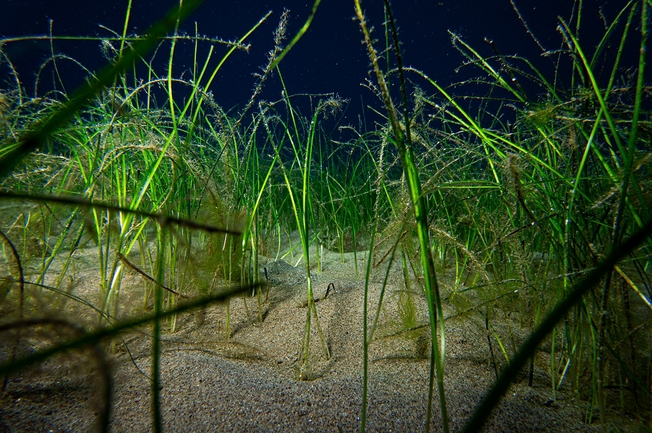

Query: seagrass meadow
[0,0,651,432]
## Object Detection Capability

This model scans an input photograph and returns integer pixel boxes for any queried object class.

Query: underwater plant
[0,0,650,432]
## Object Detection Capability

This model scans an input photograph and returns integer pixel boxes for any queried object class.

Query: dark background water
[0,0,643,133]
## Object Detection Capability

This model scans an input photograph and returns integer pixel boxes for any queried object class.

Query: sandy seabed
[0,235,610,432]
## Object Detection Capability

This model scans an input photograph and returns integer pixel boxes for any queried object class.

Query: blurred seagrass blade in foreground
[0,2,208,432]
[0,0,205,178]
[462,217,652,433]
[0,281,257,432]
